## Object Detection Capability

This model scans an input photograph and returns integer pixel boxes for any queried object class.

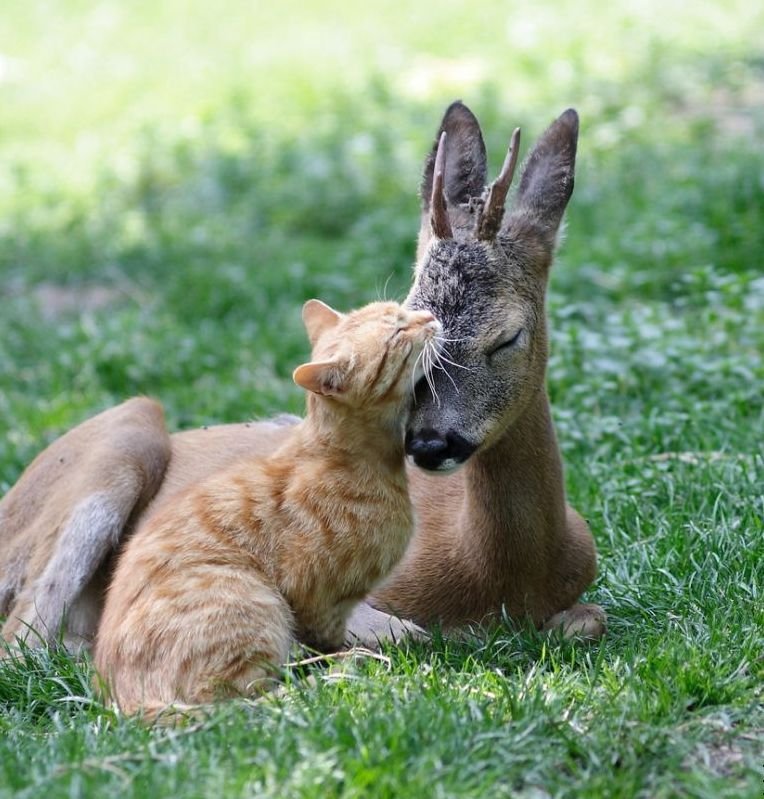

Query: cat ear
[293,360,346,396]
[302,299,342,346]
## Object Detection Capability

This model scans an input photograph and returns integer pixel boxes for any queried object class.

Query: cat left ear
[302,299,342,346]
[293,360,346,396]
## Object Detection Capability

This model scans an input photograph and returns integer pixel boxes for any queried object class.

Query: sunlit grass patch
[1,1,763,796]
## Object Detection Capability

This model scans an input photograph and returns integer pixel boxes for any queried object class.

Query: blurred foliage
[0,3,763,797]
[0,0,761,469]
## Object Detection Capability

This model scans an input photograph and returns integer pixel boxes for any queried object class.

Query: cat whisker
[376,273,397,303]
[410,339,445,407]
[434,336,468,344]
[434,341,472,372]
[410,348,426,397]
[432,360,460,394]
[436,354,472,371]
[435,338,456,357]
[422,341,441,408]
[429,347,460,394]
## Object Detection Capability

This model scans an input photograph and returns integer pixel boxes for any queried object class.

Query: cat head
[293,300,441,411]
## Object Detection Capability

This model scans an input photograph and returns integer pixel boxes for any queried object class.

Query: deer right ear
[302,299,342,346]
[420,101,487,211]
[417,102,488,254]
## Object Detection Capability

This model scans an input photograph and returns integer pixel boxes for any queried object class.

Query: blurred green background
[1,1,763,454]
[1,4,763,796]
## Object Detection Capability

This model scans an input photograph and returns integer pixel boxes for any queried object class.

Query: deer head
[405,102,579,472]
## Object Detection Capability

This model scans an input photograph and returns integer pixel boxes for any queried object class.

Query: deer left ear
[293,360,346,396]
[504,108,578,247]
[302,299,342,346]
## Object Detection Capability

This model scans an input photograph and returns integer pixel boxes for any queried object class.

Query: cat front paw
[344,602,427,650]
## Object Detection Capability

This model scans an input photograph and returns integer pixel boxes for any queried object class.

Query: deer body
[0,102,604,652]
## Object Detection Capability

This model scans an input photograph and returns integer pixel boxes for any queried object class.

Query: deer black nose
[405,431,448,470]
[405,430,478,472]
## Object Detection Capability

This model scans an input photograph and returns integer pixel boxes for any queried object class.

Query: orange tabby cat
[94,299,440,717]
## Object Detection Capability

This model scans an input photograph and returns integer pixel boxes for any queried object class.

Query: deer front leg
[344,601,427,650]
[542,505,606,640]
[542,603,606,639]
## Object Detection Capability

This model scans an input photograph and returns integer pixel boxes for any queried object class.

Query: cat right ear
[293,361,346,396]
[302,299,342,346]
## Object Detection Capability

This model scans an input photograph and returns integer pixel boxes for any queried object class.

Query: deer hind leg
[7,489,139,651]
[542,504,606,640]
[1,397,171,651]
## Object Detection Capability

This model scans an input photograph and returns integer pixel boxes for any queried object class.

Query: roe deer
[374,103,602,635]
[0,101,604,653]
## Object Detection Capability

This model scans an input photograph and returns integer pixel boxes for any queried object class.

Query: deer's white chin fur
[407,455,464,476]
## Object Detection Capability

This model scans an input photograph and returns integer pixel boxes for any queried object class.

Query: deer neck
[460,387,566,567]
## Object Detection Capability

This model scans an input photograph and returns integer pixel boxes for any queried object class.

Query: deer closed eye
[488,329,524,357]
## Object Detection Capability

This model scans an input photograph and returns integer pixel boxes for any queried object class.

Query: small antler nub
[430,131,453,240]
[476,127,521,241]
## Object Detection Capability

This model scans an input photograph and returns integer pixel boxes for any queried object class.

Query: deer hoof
[542,603,606,640]
[344,602,428,650]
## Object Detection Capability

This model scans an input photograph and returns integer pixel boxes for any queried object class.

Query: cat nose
[405,430,477,471]
[415,311,440,335]
[409,310,435,326]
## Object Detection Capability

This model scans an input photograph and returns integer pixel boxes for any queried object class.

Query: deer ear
[293,360,346,396]
[302,299,342,346]
[504,109,578,245]
[420,101,487,211]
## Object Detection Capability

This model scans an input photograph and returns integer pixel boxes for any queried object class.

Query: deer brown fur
[0,101,604,654]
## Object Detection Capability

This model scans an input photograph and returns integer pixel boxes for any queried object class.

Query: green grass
[1,1,763,797]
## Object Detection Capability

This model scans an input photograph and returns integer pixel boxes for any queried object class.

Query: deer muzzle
[404,429,478,473]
